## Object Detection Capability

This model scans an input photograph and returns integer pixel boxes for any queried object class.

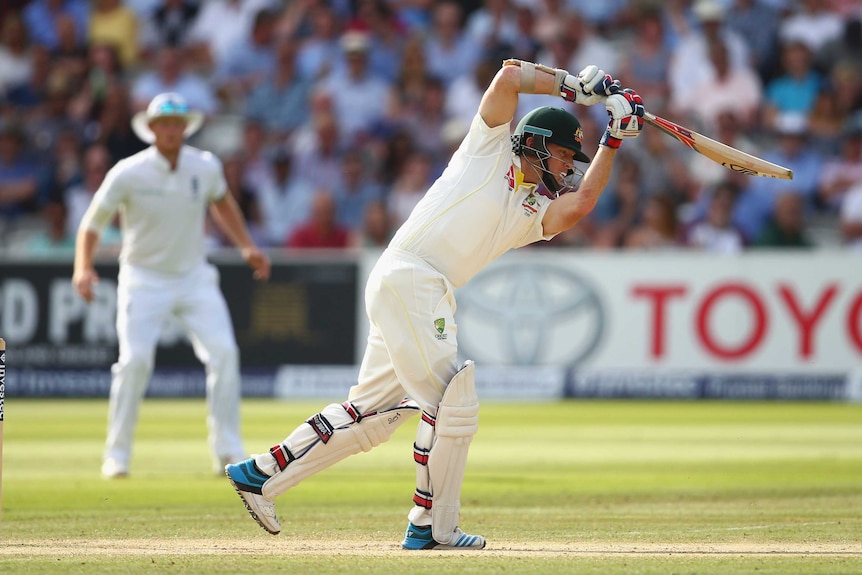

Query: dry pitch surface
[4,538,861,558]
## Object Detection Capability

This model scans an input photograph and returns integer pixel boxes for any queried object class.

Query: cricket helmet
[511,106,590,197]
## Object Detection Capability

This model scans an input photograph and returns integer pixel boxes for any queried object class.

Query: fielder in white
[226,60,645,549]
[72,93,271,479]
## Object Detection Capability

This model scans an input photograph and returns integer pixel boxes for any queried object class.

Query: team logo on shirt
[434,318,447,340]
[190,176,200,200]
[504,165,516,191]
[521,193,538,216]
[574,126,583,145]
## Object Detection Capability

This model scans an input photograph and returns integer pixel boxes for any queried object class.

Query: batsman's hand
[562,65,621,106]
[601,88,645,148]
[242,246,271,281]
[72,266,99,303]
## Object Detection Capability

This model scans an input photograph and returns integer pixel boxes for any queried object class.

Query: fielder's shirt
[390,113,558,288]
[89,146,226,275]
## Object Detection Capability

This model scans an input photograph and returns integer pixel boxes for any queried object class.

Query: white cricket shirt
[90,146,227,275]
[390,113,558,288]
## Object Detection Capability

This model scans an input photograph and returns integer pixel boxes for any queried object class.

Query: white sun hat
[131,92,205,144]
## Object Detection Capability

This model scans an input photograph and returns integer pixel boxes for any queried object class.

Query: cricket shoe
[401,522,486,550]
[101,458,129,479]
[225,459,281,535]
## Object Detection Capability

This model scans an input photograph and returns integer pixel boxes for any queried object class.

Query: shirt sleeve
[206,153,228,202]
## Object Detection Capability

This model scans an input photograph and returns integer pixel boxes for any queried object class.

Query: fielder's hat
[131,92,204,144]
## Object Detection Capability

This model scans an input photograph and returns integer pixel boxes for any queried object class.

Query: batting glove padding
[562,65,621,106]
[601,88,645,148]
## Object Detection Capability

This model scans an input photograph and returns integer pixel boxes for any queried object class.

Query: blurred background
[0,0,861,401]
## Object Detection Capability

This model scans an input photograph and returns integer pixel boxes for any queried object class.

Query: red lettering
[632,285,687,359]
[848,291,862,353]
[777,283,838,359]
[697,283,766,360]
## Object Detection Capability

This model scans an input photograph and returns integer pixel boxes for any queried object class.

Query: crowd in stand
[1,0,861,256]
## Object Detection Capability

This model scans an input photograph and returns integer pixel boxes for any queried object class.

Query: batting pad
[429,360,479,544]
[262,400,419,500]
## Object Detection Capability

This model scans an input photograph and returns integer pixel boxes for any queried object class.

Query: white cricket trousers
[104,262,245,466]
[353,248,459,416]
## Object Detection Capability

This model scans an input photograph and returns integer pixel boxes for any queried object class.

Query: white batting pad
[429,360,479,544]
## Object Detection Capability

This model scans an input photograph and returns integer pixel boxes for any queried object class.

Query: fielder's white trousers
[104,262,245,467]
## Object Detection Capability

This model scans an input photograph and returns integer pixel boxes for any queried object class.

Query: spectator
[616,6,672,110]
[463,0,521,55]
[386,151,432,228]
[49,13,89,94]
[89,0,140,69]
[213,7,278,112]
[401,75,449,164]
[817,114,862,212]
[5,44,52,112]
[22,0,89,51]
[387,34,430,124]
[67,42,125,124]
[236,119,275,193]
[23,198,76,257]
[294,3,342,81]
[445,54,497,132]
[139,0,201,57]
[131,45,218,115]
[290,108,344,191]
[778,0,844,57]
[256,148,315,247]
[424,2,481,89]
[38,125,84,210]
[349,0,407,84]
[683,181,746,252]
[667,0,750,112]
[186,0,277,73]
[762,39,823,129]
[243,36,312,141]
[351,199,392,248]
[332,149,384,232]
[673,38,762,132]
[0,121,40,219]
[733,114,824,240]
[214,154,264,246]
[754,191,814,248]
[724,0,781,79]
[840,181,862,252]
[623,194,681,250]
[0,13,33,99]
[90,82,148,164]
[59,142,121,250]
[286,189,351,249]
[316,31,390,146]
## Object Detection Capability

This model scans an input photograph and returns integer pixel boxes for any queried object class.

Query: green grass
[1,398,861,574]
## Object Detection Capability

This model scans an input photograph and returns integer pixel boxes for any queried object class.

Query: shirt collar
[512,156,537,192]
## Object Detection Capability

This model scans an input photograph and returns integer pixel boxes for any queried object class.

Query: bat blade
[644,112,794,180]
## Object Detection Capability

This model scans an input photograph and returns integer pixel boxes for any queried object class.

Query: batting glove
[561,65,621,106]
[600,88,645,149]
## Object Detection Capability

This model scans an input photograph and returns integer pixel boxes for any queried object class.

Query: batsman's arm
[541,145,617,235]
[209,193,271,281]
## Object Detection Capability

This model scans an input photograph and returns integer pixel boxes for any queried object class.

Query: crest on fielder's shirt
[190,176,200,199]
[434,318,447,340]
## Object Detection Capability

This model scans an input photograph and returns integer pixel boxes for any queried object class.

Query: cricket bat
[643,112,794,180]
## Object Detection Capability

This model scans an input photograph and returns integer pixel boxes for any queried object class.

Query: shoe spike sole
[225,469,280,535]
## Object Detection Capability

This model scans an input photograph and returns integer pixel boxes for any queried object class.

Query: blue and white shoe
[225,459,281,535]
[401,522,486,550]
